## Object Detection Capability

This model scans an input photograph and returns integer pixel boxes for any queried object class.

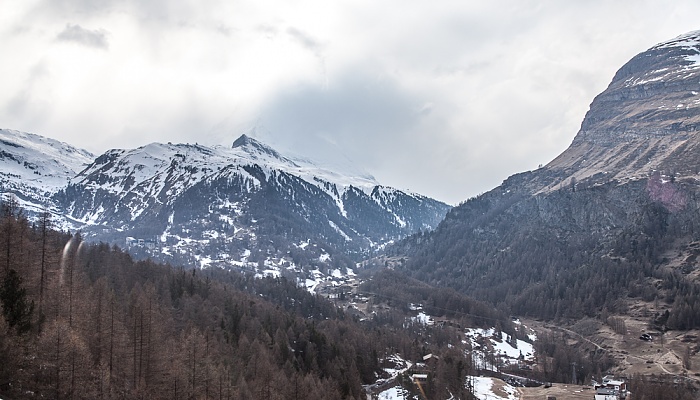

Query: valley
[4,28,700,400]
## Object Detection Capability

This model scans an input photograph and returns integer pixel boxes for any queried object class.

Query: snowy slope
[0,129,449,283]
[62,135,443,232]
[64,135,380,222]
[46,133,450,280]
[0,129,93,215]
[64,142,265,224]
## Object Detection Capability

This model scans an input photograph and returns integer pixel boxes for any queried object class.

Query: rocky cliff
[543,30,700,191]
[394,30,700,325]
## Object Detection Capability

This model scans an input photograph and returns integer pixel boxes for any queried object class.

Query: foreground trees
[0,202,386,399]
[0,201,488,399]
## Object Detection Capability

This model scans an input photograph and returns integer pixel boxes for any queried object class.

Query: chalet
[411,373,429,399]
[125,237,138,248]
[143,239,157,250]
[409,362,428,374]
[595,387,617,400]
[592,376,627,400]
[422,353,440,365]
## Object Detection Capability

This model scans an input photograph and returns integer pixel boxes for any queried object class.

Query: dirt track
[518,383,597,400]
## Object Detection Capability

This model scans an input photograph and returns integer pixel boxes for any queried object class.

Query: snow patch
[377,387,410,400]
[412,312,434,325]
[329,220,352,241]
[472,376,518,400]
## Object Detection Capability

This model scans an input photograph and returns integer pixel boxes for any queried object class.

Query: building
[595,387,618,400]
[422,354,440,365]
[592,376,628,400]
[125,236,159,251]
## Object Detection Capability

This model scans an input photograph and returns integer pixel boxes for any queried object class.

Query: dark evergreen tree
[0,268,34,334]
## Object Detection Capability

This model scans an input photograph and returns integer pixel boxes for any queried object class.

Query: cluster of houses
[592,376,628,400]
[407,354,440,398]
[125,236,159,251]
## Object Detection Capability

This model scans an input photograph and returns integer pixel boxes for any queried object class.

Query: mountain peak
[653,30,700,50]
[542,29,700,189]
[231,133,287,160]
[231,133,254,148]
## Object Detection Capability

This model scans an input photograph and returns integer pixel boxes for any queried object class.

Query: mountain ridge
[0,129,450,286]
[0,128,94,216]
[392,29,700,327]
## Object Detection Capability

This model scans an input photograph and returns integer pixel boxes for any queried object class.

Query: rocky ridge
[542,30,700,192]
[394,30,700,322]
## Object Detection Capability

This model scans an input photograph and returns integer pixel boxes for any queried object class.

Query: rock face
[394,30,700,321]
[544,31,700,191]
[583,31,700,137]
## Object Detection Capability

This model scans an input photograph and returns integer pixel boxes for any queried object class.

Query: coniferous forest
[393,177,700,329]
[0,197,498,399]
[2,192,698,399]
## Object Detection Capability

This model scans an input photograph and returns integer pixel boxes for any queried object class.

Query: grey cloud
[36,0,117,16]
[433,61,492,78]
[56,24,109,49]
[261,72,420,145]
[249,70,492,203]
[35,0,214,27]
[3,61,51,126]
[286,27,324,56]
[256,24,279,39]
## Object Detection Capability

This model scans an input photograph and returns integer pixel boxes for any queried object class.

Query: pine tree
[0,268,34,334]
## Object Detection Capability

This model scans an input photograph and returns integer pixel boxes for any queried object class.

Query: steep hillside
[543,30,700,191]
[394,30,700,326]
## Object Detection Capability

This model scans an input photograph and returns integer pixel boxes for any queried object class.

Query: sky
[2,1,700,205]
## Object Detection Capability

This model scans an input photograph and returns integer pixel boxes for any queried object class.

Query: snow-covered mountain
[0,129,94,220]
[0,129,449,284]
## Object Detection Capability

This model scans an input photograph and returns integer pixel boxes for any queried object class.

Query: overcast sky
[2,1,700,204]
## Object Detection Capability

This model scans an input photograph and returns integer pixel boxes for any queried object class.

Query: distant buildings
[125,236,158,251]
[593,376,628,400]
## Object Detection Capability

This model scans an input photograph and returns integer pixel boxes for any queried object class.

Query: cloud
[286,27,324,56]
[3,60,52,126]
[56,24,109,49]
[5,0,700,204]
[257,71,423,161]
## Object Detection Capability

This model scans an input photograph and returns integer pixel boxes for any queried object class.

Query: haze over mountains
[5,30,700,318]
[5,31,700,314]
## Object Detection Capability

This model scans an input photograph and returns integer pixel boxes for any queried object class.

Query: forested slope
[394,174,700,325]
[0,197,486,400]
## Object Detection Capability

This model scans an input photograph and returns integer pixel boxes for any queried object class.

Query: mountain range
[0,129,449,284]
[5,24,700,400]
[5,30,700,329]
